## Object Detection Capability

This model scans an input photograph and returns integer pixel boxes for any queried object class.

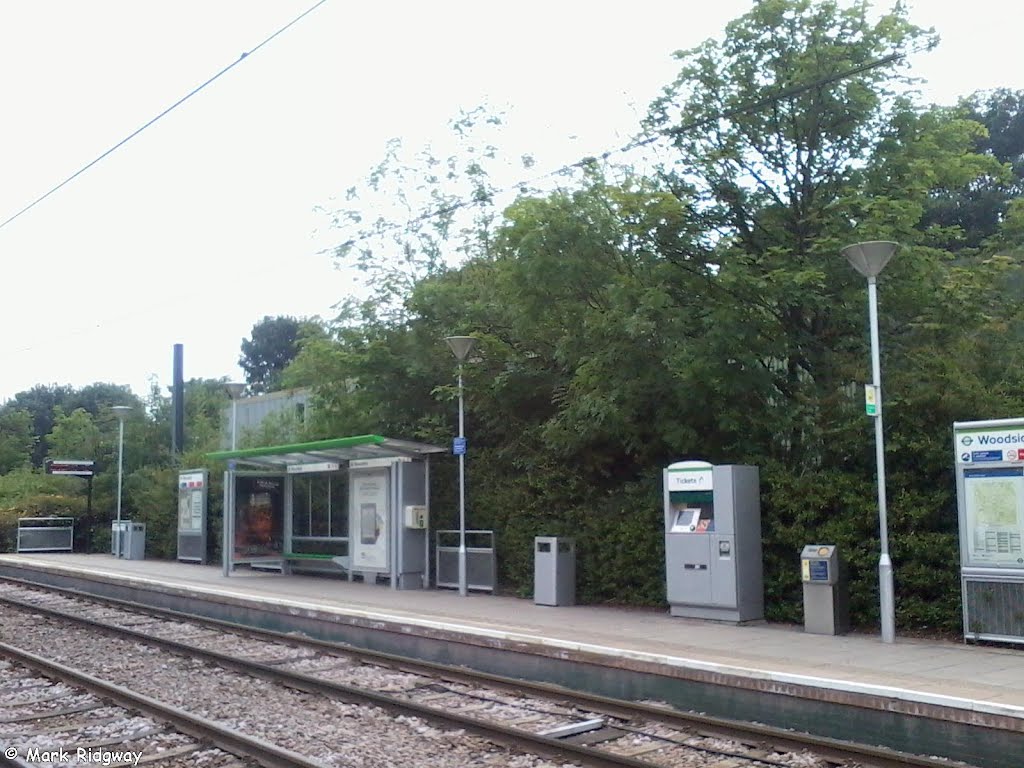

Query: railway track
[0,646,317,768]
[0,577,977,768]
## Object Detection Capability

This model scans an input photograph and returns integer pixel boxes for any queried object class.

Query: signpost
[45,459,94,520]
[453,437,467,456]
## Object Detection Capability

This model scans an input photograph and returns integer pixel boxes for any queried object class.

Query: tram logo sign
[956,427,1024,463]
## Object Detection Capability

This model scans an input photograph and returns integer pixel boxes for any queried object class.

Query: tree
[239,316,324,394]
[0,409,35,474]
[922,88,1024,251]
[46,407,102,461]
[3,384,74,465]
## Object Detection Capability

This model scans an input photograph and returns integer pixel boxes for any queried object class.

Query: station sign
[45,459,95,477]
[453,437,467,456]
[286,461,340,474]
[955,424,1024,464]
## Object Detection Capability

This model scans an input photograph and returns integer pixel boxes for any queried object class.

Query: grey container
[120,521,146,560]
[800,544,849,635]
[534,537,576,606]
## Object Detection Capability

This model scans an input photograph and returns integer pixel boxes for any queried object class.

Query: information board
[178,471,206,534]
[177,469,208,563]
[962,467,1024,567]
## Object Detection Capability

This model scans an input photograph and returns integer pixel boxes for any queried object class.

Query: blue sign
[452,437,467,456]
[965,467,1024,478]
[228,460,237,471]
[971,450,1003,463]
[808,560,830,582]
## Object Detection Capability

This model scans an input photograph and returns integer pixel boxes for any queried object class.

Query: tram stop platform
[0,552,1020,768]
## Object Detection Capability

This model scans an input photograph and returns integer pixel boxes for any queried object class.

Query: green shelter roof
[206,434,445,470]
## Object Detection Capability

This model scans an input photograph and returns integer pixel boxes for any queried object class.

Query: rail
[0,577,974,768]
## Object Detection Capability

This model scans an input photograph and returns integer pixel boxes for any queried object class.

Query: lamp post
[842,240,898,644]
[110,406,131,529]
[445,335,478,597]
[225,383,246,451]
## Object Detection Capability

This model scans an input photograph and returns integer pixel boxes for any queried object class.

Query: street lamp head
[225,382,246,400]
[110,405,132,421]
[842,241,898,279]
[444,336,478,363]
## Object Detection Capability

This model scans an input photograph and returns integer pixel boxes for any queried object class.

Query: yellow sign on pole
[864,384,879,417]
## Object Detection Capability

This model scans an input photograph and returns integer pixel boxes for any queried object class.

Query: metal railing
[17,517,74,553]
[435,529,496,592]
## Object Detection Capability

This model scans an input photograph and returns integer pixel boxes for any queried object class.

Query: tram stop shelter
[207,435,445,589]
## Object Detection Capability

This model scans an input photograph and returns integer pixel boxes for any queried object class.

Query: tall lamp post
[842,240,898,644]
[445,335,478,597]
[111,405,131,536]
[225,383,246,450]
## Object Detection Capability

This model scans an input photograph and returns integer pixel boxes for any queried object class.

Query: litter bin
[534,537,575,606]
[120,521,146,560]
[801,544,848,635]
[111,520,129,556]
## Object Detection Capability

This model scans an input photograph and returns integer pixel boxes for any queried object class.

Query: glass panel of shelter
[290,472,348,557]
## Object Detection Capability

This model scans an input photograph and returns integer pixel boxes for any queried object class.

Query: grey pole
[868,275,896,643]
[457,362,468,596]
[115,416,125,525]
[110,406,132,526]
[445,336,477,598]
[231,398,239,451]
[842,240,898,644]
[223,383,245,578]
[225,383,246,451]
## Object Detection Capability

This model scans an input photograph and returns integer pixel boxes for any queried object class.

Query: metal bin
[534,537,576,606]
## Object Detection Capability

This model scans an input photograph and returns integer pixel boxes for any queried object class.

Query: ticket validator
[663,461,763,622]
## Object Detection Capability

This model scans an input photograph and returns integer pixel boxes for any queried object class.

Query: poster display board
[962,467,1024,567]
[349,468,389,571]
[233,475,285,561]
[177,469,208,563]
[955,419,1024,644]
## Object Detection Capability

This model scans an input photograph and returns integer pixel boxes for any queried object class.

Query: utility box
[664,461,763,623]
[119,522,146,560]
[801,544,848,635]
[534,537,576,606]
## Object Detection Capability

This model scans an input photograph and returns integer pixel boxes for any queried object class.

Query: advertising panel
[350,469,389,570]
[233,475,284,560]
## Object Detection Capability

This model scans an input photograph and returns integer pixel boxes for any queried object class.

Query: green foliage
[240,316,325,395]
[0,409,35,474]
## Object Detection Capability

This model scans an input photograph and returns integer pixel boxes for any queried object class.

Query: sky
[0,0,1020,405]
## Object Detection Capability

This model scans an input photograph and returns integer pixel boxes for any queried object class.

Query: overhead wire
[0,0,329,233]
[2,39,922,359]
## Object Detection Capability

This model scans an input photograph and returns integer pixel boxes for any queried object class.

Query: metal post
[115,417,125,525]
[457,362,468,597]
[867,276,896,643]
[231,398,239,451]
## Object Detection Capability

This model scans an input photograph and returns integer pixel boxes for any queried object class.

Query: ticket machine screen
[670,506,714,533]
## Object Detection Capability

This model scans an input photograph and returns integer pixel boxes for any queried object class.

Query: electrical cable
[0,0,329,234]
[0,42,921,362]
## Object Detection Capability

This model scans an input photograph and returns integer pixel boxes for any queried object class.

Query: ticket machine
[663,461,763,622]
